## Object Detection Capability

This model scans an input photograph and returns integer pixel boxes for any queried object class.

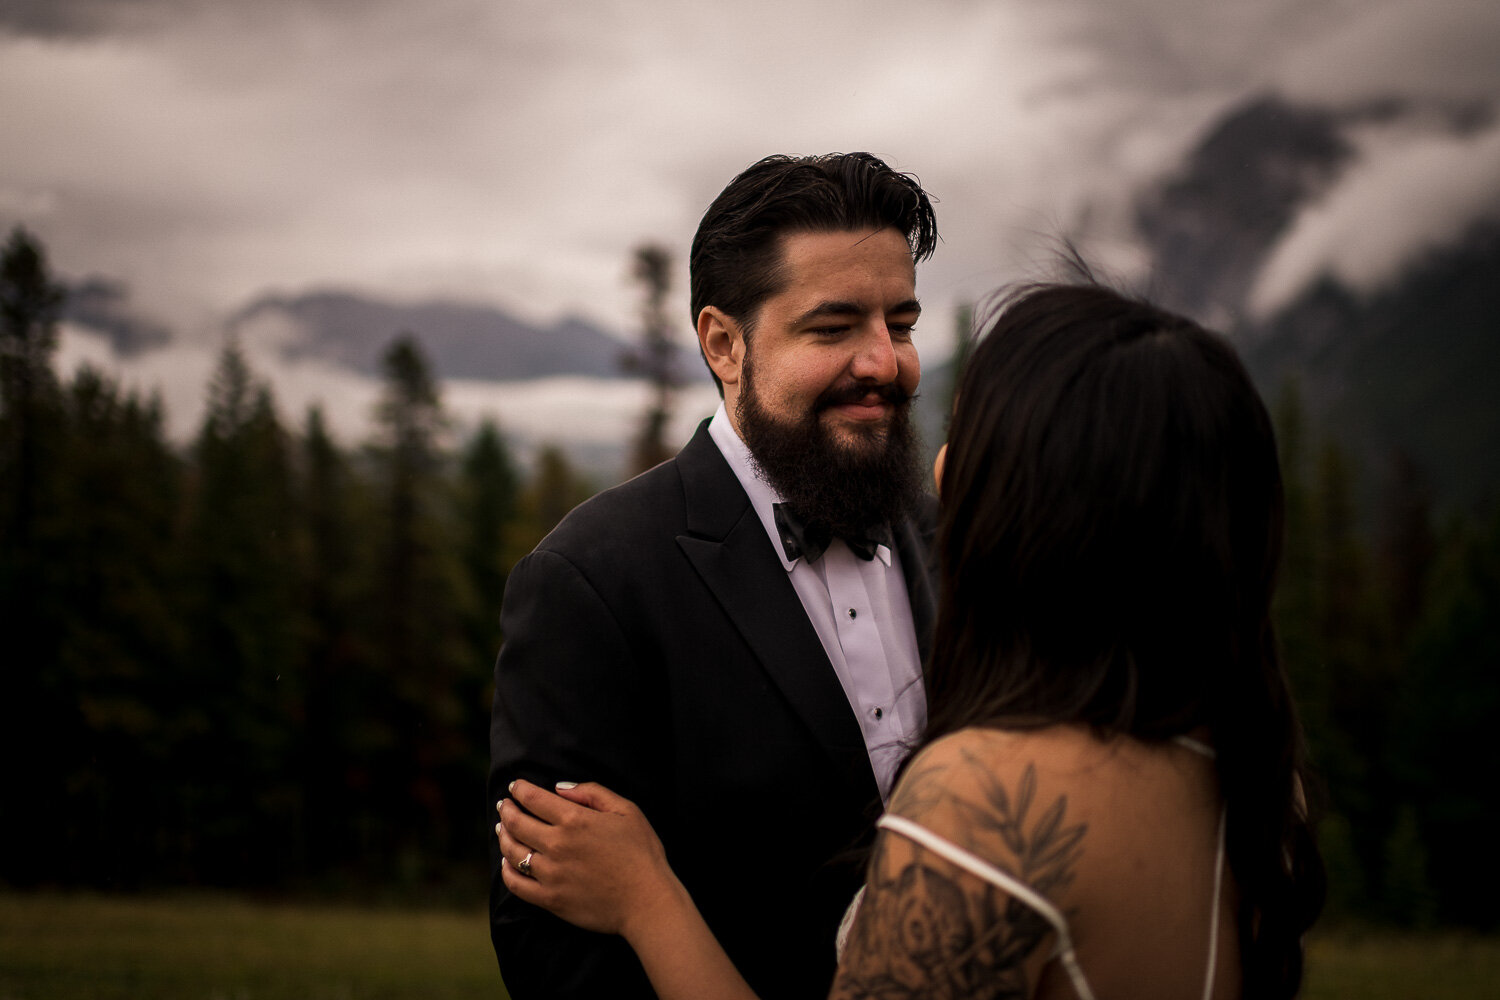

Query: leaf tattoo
[833,750,1088,1000]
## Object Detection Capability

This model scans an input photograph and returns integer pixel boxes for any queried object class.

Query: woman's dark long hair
[917,283,1324,998]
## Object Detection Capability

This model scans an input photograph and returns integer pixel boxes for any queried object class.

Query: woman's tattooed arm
[830,743,1088,1000]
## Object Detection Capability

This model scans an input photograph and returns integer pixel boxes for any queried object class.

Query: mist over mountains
[227,292,640,383]
[1138,93,1494,325]
[63,277,174,357]
[57,279,718,482]
[1136,92,1500,513]
[55,91,1500,504]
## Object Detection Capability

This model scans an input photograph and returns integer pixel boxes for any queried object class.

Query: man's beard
[737,360,925,538]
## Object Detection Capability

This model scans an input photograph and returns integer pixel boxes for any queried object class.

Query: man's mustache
[814,381,913,411]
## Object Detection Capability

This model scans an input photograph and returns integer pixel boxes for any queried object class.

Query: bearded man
[488,152,940,1000]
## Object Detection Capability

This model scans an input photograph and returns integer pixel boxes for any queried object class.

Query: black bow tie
[773,503,890,563]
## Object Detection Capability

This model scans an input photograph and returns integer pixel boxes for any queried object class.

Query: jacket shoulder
[537,457,687,554]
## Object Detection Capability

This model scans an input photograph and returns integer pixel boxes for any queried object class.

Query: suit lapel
[673,424,875,792]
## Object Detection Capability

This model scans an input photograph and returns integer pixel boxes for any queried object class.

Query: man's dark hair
[689,152,938,393]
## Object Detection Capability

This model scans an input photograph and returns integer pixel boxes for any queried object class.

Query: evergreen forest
[2,226,1497,930]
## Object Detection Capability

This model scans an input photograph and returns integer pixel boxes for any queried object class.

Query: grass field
[1303,926,1500,1000]
[0,891,505,1000]
[3,891,1497,998]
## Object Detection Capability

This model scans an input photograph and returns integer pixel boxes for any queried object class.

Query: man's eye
[810,326,850,336]
[889,323,917,338]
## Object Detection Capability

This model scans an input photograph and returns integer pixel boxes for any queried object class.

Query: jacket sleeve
[487,546,662,1000]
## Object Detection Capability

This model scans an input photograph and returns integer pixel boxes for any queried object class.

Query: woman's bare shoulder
[883,726,1102,894]
[852,729,1226,1000]
[833,728,1095,999]
[888,725,1109,825]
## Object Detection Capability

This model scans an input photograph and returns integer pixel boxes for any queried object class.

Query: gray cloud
[1250,119,1500,315]
[0,0,408,40]
[6,0,1499,446]
[1276,0,1500,104]
[0,0,147,38]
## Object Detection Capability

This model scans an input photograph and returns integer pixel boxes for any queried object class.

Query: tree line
[1272,381,1500,929]
[2,226,1497,926]
[0,228,592,898]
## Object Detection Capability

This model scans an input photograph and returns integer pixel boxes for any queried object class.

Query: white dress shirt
[708,404,927,802]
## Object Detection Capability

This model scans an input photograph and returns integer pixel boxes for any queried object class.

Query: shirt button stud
[873,707,884,720]
[848,608,857,619]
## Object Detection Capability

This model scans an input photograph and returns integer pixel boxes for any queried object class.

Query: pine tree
[296,404,375,874]
[1271,380,1368,911]
[459,418,519,670]
[181,342,304,884]
[0,227,70,885]
[1311,440,1392,910]
[55,369,185,885]
[623,244,679,476]
[0,226,66,633]
[0,226,63,415]
[511,444,594,559]
[369,332,470,873]
[1377,449,1436,648]
[1395,505,1500,925]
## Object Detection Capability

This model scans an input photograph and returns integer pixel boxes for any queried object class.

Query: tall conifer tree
[459,418,518,672]
[0,227,69,884]
[184,342,303,883]
[623,244,678,475]
[297,404,374,872]
[371,332,469,869]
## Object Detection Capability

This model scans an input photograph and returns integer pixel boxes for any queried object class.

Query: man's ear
[697,306,744,390]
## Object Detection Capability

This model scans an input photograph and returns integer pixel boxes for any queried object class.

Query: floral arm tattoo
[830,748,1088,1000]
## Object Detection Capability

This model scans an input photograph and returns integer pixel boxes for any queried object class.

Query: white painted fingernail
[556,781,578,790]
[495,822,502,835]
[507,780,516,794]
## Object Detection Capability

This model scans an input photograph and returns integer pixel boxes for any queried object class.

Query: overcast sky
[4,0,1499,454]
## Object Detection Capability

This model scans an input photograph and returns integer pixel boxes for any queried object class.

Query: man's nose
[850,325,900,383]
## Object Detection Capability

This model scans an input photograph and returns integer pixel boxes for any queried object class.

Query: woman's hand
[497,780,685,940]
[499,781,762,1000]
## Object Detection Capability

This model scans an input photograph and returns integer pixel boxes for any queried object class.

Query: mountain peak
[227,289,649,382]
[1137,93,1356,322]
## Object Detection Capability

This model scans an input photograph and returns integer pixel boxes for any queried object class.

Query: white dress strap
[1200,805,1227,1000]
[874,737,1227,1000]
[878,813,1098,1000]
[1172,734,1216,759]
[1172,733,1226,1000]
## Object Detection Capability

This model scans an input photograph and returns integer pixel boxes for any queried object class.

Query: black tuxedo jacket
[489,420,937,1000]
